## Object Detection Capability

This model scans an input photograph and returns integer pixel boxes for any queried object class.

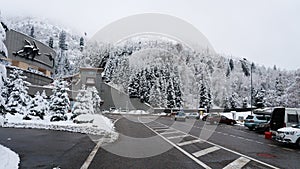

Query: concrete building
[0,29,55,86]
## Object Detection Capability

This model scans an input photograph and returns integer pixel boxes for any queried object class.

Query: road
[91,115,300,169]
[1,115,300,169]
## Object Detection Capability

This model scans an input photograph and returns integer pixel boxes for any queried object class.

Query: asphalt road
[0,128,95,169]
[1,115,300,169]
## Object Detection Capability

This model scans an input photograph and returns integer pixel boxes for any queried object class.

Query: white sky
[1,0,300,70]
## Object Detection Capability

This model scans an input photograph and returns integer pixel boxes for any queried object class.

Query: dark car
[207,114,237,125]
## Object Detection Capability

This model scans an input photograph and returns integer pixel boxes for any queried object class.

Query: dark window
[287,114,298,123]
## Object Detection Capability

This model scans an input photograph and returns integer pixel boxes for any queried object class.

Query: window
[287,114,298,123]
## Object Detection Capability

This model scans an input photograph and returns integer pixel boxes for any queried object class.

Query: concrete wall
[100,83,153,112]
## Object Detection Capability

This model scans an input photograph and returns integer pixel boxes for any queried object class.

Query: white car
[174,111,186,121]
[276,124,300,147]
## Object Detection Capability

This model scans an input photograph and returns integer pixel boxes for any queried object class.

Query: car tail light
[249,120,254,123]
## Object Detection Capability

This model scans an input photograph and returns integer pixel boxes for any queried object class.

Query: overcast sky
[1,0,299,70]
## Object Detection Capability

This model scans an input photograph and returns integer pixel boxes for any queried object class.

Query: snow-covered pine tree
[79,37,84,52]
[166,81,175,108]
[149,79,162,107]
[49,80,70,121]
[0,64,7,115]
[30,26,35,38]
[26,91,48,120]
[253,88,265,108]
[72,85,93,119]
[0,14,8,57]
[6,69,31,115]
[88,86,101,113]
[48,37,53,48]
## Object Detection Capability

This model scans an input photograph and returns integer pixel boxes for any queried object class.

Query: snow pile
[0,144,20,169]
[4,113,117,137]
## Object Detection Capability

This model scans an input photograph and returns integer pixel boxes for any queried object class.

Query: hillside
[4,16,300,109]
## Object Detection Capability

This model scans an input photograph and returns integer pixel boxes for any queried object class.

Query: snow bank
[4,113,117,137]
[0,144,20,169]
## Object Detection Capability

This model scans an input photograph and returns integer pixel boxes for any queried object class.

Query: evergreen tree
[26,91,48,119]
[80,37,84,52]
[0,16,8,57]
[254,88,265,108]
[0,64,7,115]
[59,31,67,50]
[72,85,93,118]
[30,26,35,38]
[229,93,238,109]
[49,37,53,48]
[6,69,31,115]
[229,59,234,71]
[242,97,248,108]
[240,59,250,76]
[88,86,101,112]
[166,81,175,108]
[49,80,70,121]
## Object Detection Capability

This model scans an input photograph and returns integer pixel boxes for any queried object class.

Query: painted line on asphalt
[155,128,175,132]
[282,148,295,152]
[139,117,212,169]
[177,140,201,147]
[223,157,250,169]
[167,134,188,140]
[152,119,280,169]
[193,146,220,157]
[160,131,184,135]
[268,144,277,147]
[80,140,103,169]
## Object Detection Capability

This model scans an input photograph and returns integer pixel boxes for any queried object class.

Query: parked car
[175,111,186,121]
[254,122,270,132]
[244,114,270,131]
[275,124,300,147]
[187,112,200,119]
[270,107,300,131]
[207,114,236,125]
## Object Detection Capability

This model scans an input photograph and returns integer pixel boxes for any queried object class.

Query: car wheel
[248,127,254,131]
[230,121,234,125]
[296,138,300,148]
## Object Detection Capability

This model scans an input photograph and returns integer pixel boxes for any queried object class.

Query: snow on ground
[0,144,20,169]
[3,113,118,138]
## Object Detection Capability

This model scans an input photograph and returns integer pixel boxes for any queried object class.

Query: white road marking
[177,140,201,146]
[193,146,220,157]
[167,134,188,140]
[151,126,168,129]
[152,120,280,169]
[268,144,277,147]
[223,157,250,169]
[155,128,174,132]
[161,131,183,135]
[282,148,294,152]
[139,118,212,169]
[80,140,102,169]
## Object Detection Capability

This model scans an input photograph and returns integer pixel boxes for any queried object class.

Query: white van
[270,107,300,132]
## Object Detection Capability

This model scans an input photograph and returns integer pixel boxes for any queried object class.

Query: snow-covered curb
[0,144,20,169]
[2,114,119,142]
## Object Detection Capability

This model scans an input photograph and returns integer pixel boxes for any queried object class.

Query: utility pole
[250,62,253,115]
